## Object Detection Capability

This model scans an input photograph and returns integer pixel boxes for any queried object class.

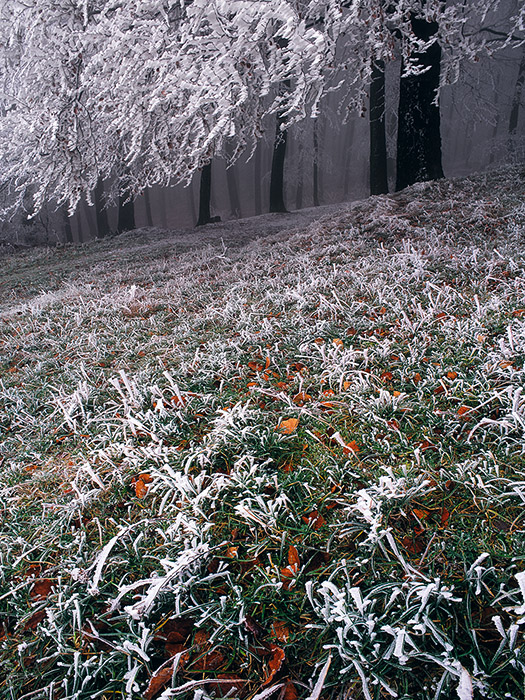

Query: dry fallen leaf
[302,510,326,530]
[263,644,286,686]
[287,545,300,569]
[343,440,360,456]
[135,479,149,498]
[30,579,53,600]
[144,663,175,700]
[271,620,290,642]
[277,418,299,435]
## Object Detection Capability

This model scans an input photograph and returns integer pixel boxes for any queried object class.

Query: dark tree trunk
[509,48,525,136]
[253,144,262,215]
[396,16,444,191]
[295,140,304,210]
[342,118,356,199]
[117,194,136,233]
[370,60,389,195]
[187,179,196,225]
[84,200,97,239]
[144,188,154,227]
[196,162,218,226]
[269,115,288,213]
[76,210,84,243]
[94,178,110,238]
[226,163,242,219]
[62,208,73,244]
[313,119,321,206]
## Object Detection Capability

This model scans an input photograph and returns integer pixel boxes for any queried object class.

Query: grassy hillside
[1,167,525,700]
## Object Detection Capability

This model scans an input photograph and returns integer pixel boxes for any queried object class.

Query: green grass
[1,167,525,699]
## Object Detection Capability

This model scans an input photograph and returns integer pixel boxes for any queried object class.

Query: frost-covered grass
[1,167,525,700]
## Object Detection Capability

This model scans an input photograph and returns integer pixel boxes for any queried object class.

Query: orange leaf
[24,610,47,631]
[343,440,360,455]
[263,645,285,686]
[248,361,264,372]
[135,479,148,498]
[139,472,153,484]
[302,510,326,530]
[283,680,298,700]
[225,546,239,558]
[440,508,450,527]
[381,371,393,381]
[412,508,430,520]
[293,392,312,405]
[145,664,175,700]
[287,545,300,568]
[446,371,458,380]
[343,381,351,391]
[271,621,290,642]
[30,579,53,600]
[277,418,299,435]
[332,338,344,347]
[457,405,471,418]
[413,372,422,384]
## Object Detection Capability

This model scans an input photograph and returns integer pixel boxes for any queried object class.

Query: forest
[1,3,525,700]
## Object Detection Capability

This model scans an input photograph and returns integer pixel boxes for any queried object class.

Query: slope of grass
[1,167,525,700]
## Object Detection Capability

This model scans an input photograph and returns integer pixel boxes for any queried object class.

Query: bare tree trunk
[62,208,73,244]
[117,195,136,233]
[254,144,262,215]
[342,118,356,199]
[509,48,525,136]
[370,60,388,195]
[187,180,196,225]
[84,200,98,239]
[94,178,110,237]
[269,115,288,213]
[396,15,444,191]
[226,162,242,218]
[197,162,220,226]
[144,188,154,227]
[313,119,320,206]
[295,140,304,210]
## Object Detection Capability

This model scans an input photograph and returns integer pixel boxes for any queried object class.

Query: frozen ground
[1,166,525,700]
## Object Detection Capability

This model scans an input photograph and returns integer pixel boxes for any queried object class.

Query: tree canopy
[0,0,522,218]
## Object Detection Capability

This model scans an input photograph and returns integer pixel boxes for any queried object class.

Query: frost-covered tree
[0,0,522,221]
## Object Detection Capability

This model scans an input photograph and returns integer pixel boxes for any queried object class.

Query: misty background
[2,42,524,248]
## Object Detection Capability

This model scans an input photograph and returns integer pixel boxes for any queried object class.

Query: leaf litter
[1,167,525,698]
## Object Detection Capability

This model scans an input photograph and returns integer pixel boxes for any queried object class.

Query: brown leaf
[283,681,298,700]
[287,545,300,568]
[248,361,264,372]
[23,609,46,631]
[292,392,312,406]
[30,579,53,600]
[440,508,450,527]
[301,510,326,530]
[145,663,175,700]
[277,418,299,435]
[343,440,360,456]
[139,472,153,483]
[457,405,472,419]
[271,620,290,642]
[412,508,430,521]
[263,644,285,686]
[135,479,149,498]
[446,371,458,380]
[190,649,225,672]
